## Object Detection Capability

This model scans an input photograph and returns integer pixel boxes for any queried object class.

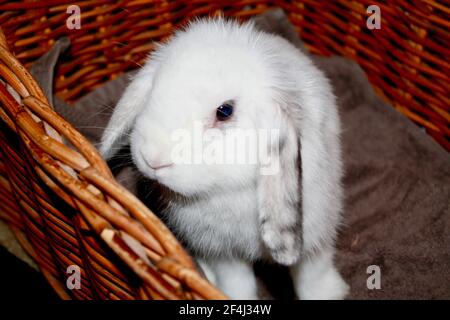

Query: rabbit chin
[147,165,212,197]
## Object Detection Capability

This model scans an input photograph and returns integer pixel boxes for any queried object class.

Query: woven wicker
[0,0,448,300]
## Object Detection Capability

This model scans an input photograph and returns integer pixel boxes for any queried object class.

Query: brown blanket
[16,10,449,299]
[322,55,450,300]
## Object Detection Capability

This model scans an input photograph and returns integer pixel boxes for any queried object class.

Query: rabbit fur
[100,18,349,300]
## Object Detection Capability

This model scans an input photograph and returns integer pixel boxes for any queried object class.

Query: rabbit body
[101,18,349,300]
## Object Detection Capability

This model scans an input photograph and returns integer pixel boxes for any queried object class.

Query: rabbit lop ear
[99,58,159,160]
[257,109,302,266]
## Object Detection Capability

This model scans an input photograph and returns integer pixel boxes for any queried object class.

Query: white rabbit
[100,18,349,300]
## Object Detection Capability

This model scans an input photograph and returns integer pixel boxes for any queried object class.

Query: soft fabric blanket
[1,9,448,299]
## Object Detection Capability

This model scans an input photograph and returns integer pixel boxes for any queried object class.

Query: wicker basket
[0,1,448,300]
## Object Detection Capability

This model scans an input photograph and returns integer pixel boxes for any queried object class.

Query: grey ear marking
[100,59,159,160]
[257,115,302,266]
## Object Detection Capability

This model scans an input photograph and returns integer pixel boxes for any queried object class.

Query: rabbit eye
[216,102,234,121]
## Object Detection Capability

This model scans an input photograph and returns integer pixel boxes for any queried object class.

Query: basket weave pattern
[0,0,449,300]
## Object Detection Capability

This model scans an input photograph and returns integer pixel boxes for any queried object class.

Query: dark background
[0,245,58,300]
